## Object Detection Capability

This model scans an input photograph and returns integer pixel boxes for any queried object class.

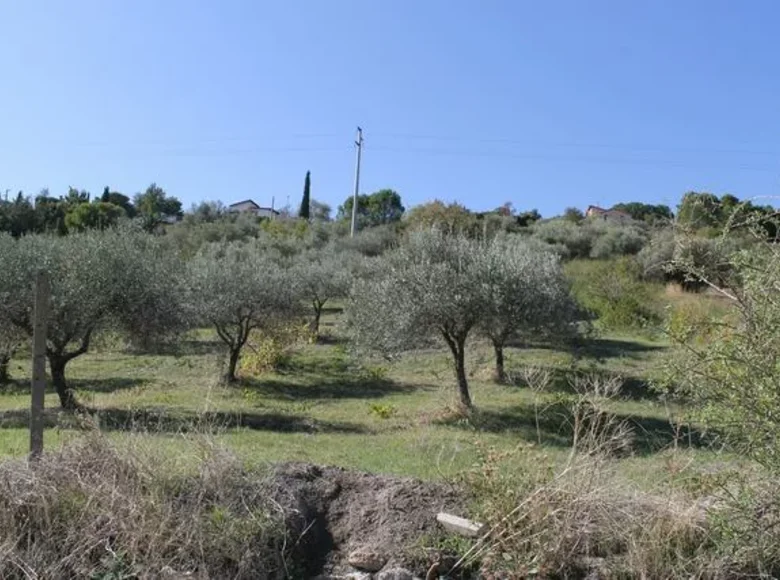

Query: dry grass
[455,374,780,579]
[0,434,295,579]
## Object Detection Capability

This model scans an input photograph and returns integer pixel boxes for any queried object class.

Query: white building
[228,199,279,219]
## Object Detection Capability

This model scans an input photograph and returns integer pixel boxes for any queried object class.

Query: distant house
[228,199,279,219]
[585,205,632,224]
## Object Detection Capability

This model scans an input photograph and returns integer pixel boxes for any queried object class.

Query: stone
[347,547,387,572]
[376,568,416,580]
[436,512,486,537]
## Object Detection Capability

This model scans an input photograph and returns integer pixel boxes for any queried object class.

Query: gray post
[30,271,50,461]
[350,127,363,237]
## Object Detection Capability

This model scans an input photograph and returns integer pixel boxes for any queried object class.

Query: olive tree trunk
[492,339,507,383]
[311,300,325,336]
[48,354,79,410]
[0,353,9,385]
[443,332,472,409]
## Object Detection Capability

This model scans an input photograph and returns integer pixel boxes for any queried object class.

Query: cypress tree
[299,171,311,220]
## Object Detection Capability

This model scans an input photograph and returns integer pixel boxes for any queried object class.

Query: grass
[0,307,741,487]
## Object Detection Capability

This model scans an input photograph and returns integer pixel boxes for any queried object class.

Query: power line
[367,132,780,157]
[365,145,780,173]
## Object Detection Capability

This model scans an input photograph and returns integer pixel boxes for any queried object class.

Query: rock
[436,512,486,537]
[348,547,387,572]
[376,568,416,580]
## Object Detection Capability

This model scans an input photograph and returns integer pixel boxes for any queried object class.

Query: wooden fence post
[30,271,50,461]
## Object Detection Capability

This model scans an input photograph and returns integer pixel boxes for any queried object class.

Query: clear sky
[1,0,779,217]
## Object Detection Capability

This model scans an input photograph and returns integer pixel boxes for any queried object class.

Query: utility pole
[350,127,363,237]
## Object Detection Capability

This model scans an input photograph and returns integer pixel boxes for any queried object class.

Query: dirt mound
[268,463,465,578]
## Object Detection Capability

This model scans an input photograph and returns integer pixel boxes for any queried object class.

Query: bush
[566,258,663,330]
[663,244,780,472]
[238,323,311,376]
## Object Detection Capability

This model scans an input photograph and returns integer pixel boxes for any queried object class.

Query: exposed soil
[268,462,466,578]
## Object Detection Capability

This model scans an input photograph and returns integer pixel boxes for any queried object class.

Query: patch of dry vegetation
[0,435,295,579]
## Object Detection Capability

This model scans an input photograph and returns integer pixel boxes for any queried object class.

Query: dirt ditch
[268,462,467,578]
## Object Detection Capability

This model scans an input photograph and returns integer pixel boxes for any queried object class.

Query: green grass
[0,308,742,485]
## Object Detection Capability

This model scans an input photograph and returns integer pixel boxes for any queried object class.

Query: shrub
[238,323,311,376]
[566,258,663,330]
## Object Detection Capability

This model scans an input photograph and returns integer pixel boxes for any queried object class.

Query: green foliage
[64,201,125,232]
[368,403,397,419]
[403,200,478,236]
[566,258,662,330]
[100,187,136,218]
[337,188,405,229]
[664,243,780,471]
[611,202,673,225]
[531,218,650,260]
[292,246,352,335]
[335,223,399,256]
[0,227,184,407]
[134,183,182,231]
[239,324,310,376]
[562,207,584,223]
[676,191,779,239]
[187,241,304,381]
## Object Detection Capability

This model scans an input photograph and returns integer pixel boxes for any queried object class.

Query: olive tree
[188,242,302,382]
[292,247,352,336]
[479,237,579,382]
[663,240,780,471]
[346,231,488,408]
[0,228,183,409]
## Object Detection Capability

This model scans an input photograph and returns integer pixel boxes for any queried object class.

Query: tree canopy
[337,189,405,229]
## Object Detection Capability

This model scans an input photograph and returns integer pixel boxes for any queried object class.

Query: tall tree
[100,187,136,218]
[337,189,405,229]
[299,171,311,220]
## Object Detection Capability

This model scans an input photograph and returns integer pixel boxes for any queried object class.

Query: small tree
[292,247,351,336]
[663,239,780,471]
[310,199,332,222]
[299,171,311,220]
[346,231,487,408]
[188,242,301,382]
[134,183,182,231]
[479,237,579,382]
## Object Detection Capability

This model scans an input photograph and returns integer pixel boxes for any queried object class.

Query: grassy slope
[0,307,745,485]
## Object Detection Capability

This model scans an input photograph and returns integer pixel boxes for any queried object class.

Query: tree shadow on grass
[0,377,145,395]
[241,376,419,401]
[138,339,224,357]
[507,363,662,402]
[436,403,710,456]
[509,337,667,361]
[0,407,370,435]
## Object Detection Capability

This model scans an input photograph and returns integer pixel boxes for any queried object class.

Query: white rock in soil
[347,548,387,572]
[376,568,416,580]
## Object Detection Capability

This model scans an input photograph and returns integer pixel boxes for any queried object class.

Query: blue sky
[1,0,779,217]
